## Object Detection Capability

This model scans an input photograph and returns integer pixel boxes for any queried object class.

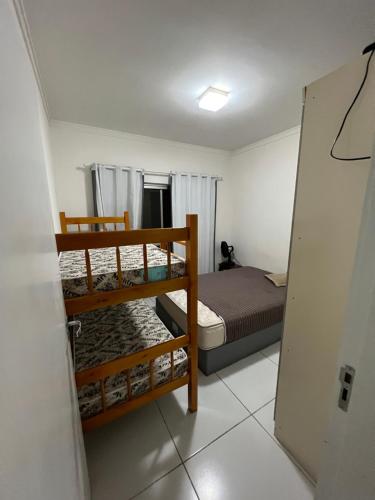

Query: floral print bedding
[74,299,188,419]
[59,243,185,298]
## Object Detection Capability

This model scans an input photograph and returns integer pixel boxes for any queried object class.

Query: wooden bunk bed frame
[56,214,198,432]
[59,210,131,233]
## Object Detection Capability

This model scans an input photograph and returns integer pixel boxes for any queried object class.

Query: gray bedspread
[198,266,286,343]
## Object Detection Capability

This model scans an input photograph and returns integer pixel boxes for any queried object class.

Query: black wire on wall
[330,48,374,162]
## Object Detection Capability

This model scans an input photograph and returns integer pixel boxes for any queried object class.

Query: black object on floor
[218,262,241,271]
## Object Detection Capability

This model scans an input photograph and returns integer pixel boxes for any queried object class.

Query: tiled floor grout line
[180,459,201,499]
[131,399,279,500]
[183,414,252,464]
[180,395,276,466]
[214,371,253,414]
[252,411,277,442]
[251,412,316,487]
[92,342,315,499]
[215,370,277,418]
[128,463,182,500]
[155,401,201,500]
[259,350,279,366]
[251,397,276,416]
[129,345,283,499]
[130,364,277,498]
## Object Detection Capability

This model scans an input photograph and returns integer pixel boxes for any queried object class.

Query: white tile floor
[84,342,315,500]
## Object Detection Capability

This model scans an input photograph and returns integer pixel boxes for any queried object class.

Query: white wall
[49,121,300,272]
[39,101,60,230]
[228,127,300,272]
[0,1,87,499]
[49,120,233,263]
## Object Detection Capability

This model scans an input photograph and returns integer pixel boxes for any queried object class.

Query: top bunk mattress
[74,299,188,419]
[59,243,185,298]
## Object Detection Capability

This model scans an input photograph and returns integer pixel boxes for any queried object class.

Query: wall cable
[330,48,374,162]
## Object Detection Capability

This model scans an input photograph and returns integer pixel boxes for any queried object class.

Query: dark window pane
[162,188,172,227]
[142,189,161,228]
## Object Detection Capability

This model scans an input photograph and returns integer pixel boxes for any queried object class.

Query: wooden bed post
[186,213,198,412]
[59,212,68,233]
[124,211,131,230]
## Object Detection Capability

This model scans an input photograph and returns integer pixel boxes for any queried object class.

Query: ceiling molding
[232,126,301,157]
[12,0,50,118]
[51,120,301,160]
[50,120,231,158]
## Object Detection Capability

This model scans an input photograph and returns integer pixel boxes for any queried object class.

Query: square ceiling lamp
[198,87,230,112]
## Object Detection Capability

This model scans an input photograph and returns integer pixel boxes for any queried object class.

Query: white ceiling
[23,0,375,150]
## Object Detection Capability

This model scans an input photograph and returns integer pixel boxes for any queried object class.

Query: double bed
[157,266,286,374]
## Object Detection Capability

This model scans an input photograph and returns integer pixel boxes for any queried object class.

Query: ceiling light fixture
[198,87,230,112]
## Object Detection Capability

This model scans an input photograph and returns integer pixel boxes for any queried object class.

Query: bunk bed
[56,214,198,432]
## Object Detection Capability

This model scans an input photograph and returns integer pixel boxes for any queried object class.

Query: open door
[316,139,375,499]
[275,51,375,481]
[0,2,89,499]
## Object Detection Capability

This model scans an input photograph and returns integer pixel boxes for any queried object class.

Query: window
[142,183,172,228]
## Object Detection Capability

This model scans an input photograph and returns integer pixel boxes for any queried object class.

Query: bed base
[156,299,282,375]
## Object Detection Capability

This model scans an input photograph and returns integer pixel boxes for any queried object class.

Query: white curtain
[92,164,143,228]
[172,172,217,274]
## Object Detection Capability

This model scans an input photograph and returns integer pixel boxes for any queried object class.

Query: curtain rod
[169,172,223,181]
[88,164,223,180]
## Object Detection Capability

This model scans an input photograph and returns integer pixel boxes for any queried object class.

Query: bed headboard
[59,211,131,233]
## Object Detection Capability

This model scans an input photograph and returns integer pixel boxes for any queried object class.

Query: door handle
[67,320,81,338]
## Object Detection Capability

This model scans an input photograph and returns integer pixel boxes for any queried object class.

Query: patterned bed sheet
[59,243,185,298]
[74,299,188,419]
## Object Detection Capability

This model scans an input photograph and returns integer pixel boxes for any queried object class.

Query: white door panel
[0,2,88,499]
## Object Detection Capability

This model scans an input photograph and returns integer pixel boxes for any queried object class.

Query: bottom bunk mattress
[74,299,188,419]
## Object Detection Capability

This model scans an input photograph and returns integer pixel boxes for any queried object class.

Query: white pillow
[265,273,287,287]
